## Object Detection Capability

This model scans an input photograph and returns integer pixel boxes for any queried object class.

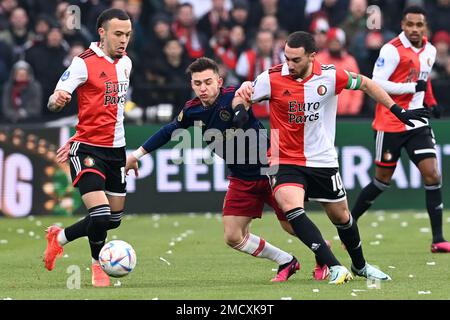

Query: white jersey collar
[281,63,289,76]
[89,42,115,63]
[399,32,413,48]
[280,60,322,81]
[399,31,427,50]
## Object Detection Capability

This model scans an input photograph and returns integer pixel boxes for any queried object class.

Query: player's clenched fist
[235,81,253,102]
[48,90,72,112]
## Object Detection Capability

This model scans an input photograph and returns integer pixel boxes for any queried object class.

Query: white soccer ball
[99,240,137,278]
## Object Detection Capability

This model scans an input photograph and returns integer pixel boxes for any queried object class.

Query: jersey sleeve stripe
[390,38,402,47]
[222,87,236,93]
[78,49,95,60]
[268,64,283,74]
[394,41,402,47]
[185,98,202,108]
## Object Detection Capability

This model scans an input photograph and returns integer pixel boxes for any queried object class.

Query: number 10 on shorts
[331,172,344,193]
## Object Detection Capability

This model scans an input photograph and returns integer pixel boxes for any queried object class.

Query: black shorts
[268,165,347,202]
[374,126,437,168]
[69,141,127,196]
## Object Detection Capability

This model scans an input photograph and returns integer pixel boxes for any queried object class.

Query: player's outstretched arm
[47,90,72,112]
[359,75,430,127]
[127,117,188,176]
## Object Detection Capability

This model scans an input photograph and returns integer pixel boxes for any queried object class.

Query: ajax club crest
[220,110,232,122]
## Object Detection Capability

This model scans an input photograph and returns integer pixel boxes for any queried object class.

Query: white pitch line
[160,257,171,266]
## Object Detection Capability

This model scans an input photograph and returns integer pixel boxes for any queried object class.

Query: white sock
[233,233,292,265]
[57,229,69,246]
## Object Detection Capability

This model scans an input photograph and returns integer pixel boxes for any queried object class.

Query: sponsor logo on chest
[104,81,129,106]
[286,89,325,124]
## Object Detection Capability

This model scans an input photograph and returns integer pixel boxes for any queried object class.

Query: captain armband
[345,72,362,90]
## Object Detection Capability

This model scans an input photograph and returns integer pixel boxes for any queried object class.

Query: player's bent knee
[78,173,105,196]
[375,175,391,185]
[332,213,352,225]
[224,231,246,248]
[275,193,302,213]
[423,171,441,185]
[278,202,298,214]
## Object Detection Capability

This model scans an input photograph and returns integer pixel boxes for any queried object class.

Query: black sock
[64,216,90,242]
[336,215,366,270]
[285,207,340,267]
[63,210,122,243]
[109,211,123,230]
[352,178,389,221]
[87,205,111,260]
[425,184,445,243]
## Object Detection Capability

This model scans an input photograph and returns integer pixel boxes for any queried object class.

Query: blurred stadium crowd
[1,0,449,124]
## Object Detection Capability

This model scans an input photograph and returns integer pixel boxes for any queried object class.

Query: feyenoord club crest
[84,156,95,167]
[317,85,327,96]
[219,110,231,122]
[383,150,393,161]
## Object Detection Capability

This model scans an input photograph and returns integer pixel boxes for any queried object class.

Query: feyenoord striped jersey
[55,42,132,147]
[372,32,437,132]
[252,60,359,168]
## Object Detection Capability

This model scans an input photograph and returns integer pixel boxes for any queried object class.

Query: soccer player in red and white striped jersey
[351,6,450,253]
[43,8,133,286]
[236,31,426,283]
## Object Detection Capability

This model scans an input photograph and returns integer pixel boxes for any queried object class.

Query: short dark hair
[286,31,317,54]
[177,2,193,11]
[96,8,130,30]
[186,57,219,76]
[403,5,427,18]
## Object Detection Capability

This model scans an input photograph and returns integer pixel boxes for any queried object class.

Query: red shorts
[223,177,286,221]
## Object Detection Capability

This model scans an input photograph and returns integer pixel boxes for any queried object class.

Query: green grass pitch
[1,211,449,300]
